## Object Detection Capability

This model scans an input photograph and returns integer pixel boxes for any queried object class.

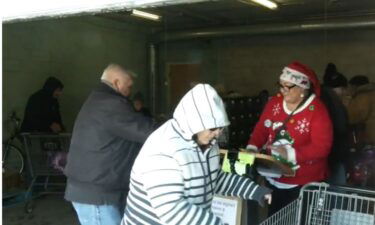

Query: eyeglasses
[277,82,296,91]
[210,127,224,132]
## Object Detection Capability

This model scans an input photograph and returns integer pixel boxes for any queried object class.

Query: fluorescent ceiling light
[239,0,278,10]
[2,0,169,22]
[251,0,278,10]
[131,9,161,21]
[132,0,166,5]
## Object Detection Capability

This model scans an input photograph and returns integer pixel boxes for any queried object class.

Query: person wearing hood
[347,75,375,144]
[246,62,333,216]
[321,69,350,185]
[348,75,370,97]
[121,84,272,225]
[323,63,338,86]
[21,76,64,133]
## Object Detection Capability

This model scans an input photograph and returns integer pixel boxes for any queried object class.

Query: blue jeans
[72,202,123,225]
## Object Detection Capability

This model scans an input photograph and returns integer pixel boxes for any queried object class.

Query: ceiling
[97,0,375,30]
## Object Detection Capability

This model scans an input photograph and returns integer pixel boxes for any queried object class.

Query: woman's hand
[50,122,62,133]
[264,194,272,205]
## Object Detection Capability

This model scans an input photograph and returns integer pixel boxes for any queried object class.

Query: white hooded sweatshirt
[122,84,270,225]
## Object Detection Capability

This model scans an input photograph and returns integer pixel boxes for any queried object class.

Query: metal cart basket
[21,133,71,212]
[259,182,375,225]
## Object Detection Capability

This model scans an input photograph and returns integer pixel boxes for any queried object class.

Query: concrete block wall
[158,28,375,113]
[4,17,375,130]
[3,16,152,135]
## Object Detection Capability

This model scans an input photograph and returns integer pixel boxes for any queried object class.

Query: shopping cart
[259,182,375,225]
[21,133,71,212]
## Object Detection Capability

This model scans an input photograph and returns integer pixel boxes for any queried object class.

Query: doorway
[168,63,201,111]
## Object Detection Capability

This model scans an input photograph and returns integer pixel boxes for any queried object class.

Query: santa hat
[280,61,321,96]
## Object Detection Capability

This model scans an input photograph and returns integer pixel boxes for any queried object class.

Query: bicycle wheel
[2,143,25,174]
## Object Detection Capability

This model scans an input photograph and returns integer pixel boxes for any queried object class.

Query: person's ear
[113,79,121,91]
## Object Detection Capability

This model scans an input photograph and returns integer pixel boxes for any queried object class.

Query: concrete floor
[2,190,267,225]
[2,195,266,225]
[3,195,79,225]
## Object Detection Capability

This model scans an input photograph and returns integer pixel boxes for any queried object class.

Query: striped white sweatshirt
[122,84,270,225]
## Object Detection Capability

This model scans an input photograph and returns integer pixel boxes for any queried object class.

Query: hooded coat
[122,84,271,225]
[21,77,64,132]
[348,83,375,144]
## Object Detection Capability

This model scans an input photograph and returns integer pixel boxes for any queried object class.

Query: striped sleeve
[214,170,271,204]
[141,153,223,225]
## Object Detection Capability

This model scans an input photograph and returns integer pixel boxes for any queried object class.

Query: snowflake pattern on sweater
[272,103,281,116]
[247,94,333,185]
[295,118,310,134]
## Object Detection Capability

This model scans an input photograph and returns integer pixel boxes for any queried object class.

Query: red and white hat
[280,61,321,96]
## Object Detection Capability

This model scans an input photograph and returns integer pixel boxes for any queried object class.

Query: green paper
[222,155,231,173]
[238,152,255,165]
[221,151,255,174]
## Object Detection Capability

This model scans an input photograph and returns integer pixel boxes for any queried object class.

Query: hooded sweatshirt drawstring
[196,148,208,202]
[206,152,215,199]
[195,146,215,204]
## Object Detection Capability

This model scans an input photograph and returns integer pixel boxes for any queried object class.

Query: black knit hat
[349,75,369,87]
[324,72,348,88]
[323,63,338,85]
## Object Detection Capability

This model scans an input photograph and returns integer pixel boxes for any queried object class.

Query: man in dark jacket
[64,64,155,225]
[21,76,64,133]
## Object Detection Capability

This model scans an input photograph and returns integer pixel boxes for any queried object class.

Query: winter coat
[348,83,375,144]
[64,82,155,206]
[21,77,64,132]
[122,84,271,225]
[320,87,350,164]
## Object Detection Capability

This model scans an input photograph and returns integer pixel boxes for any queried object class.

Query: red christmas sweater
[248,94,333,185]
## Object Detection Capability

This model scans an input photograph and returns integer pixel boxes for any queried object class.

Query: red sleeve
[247,97,276,149]
[296,103,333,163]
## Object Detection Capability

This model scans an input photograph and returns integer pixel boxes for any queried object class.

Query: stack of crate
[221,96,265,149]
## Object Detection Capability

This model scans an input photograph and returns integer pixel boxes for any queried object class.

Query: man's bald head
[101,64,134,97]
[101,64,133,81]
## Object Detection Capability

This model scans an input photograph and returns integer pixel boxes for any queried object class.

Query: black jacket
[21,77,64,132]
[320,87,350,164]
[64,82,155,205]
